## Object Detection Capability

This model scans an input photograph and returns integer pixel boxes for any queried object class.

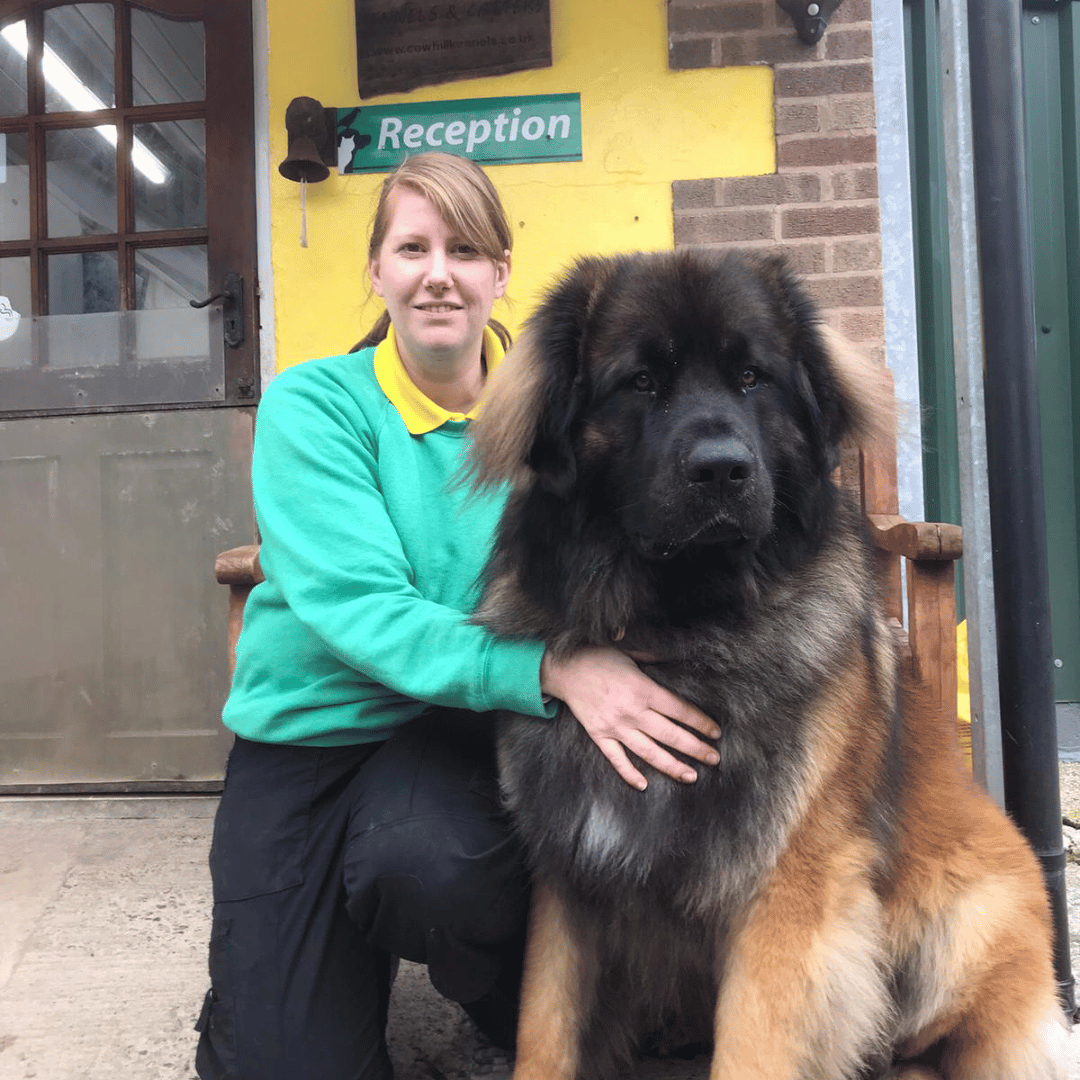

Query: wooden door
[0,0,258,789]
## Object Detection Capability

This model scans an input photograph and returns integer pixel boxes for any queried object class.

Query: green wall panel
[904,0,1080,700]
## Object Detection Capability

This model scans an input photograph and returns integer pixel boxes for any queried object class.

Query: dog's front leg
[512,879,594,1080]
[709,834,891,1080]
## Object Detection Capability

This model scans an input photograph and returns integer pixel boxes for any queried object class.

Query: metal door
[0,0,258,789]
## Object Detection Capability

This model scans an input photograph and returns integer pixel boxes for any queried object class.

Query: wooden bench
[839,438,965,753]
[215,543,263,677]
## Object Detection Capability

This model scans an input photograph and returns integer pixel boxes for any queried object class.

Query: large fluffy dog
[469,250,1068,1080]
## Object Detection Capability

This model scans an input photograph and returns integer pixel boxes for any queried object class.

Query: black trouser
[195,709,528,1080]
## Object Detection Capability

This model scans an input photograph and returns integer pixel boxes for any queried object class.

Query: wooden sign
[354,1,552,99]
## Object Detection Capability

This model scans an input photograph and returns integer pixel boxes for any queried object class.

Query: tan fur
[879,677,1068,1078]
[711,834,889,1080]
[512,882,589,1080]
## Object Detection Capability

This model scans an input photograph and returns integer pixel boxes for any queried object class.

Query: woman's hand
[539,646,721,790]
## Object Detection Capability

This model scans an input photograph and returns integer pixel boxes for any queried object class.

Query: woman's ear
[368,257,384,298]
[494,249,511,300]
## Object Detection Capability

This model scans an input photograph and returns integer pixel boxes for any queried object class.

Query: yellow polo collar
[374,325,505,435]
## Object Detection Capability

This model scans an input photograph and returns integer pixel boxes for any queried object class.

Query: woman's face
[368,187,510,380]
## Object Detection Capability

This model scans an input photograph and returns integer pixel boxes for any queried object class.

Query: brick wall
[667,0,884,357]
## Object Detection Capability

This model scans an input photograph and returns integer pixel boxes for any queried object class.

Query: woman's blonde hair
[352,152,513,352]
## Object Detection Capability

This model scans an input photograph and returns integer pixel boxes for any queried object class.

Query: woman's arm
[251,362,548,718]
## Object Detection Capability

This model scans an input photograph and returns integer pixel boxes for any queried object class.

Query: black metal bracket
[776,0,844,45]
[190,272,245,349]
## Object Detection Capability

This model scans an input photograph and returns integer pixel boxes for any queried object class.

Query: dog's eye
[740,367,761,390]
[632,371,655,393]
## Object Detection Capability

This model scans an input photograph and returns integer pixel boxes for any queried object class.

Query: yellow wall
[267,0,774,370]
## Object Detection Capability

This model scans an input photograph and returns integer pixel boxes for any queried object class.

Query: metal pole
[966,0,1074,1013]
[938,0,1004,806]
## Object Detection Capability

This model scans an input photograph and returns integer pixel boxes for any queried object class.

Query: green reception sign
[336,93,581,173]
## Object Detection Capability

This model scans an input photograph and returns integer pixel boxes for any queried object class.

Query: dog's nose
[684,437,755,490]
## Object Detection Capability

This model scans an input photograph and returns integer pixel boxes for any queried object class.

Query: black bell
[279,96,337,183]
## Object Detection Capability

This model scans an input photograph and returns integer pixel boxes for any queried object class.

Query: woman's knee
[343,815,529,959]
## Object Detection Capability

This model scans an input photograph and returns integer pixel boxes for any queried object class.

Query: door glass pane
[134,246,207,309]
[132,120,205,231]
[0,131,30,241]
[0,256,31,368]
[132,11,205,106]
[0,20,29,117]
[46,126,118,236]
[11,308,224,406]
[44,3,115,113]
[48,250,119,315]
[42,249,121,394]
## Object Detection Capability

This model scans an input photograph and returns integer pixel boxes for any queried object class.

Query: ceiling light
[1,21,168,185]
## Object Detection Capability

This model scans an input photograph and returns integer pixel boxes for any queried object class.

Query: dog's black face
[471,248,889,638]
[527,252,844,562]
[575,301,799,561]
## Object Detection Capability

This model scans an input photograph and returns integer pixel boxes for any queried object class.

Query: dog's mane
[815,322,897,471]
[468,318,548,493]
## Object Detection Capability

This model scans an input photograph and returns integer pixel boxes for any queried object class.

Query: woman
[195,152,720,1080]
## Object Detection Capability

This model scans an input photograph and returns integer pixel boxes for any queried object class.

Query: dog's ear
[471,257,617,499]
[759,254,895,466]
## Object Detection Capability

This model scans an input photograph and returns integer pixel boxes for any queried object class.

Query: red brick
[674,208,776,244]
[669,37,715,69]
[782,204,879,238]
[775,62,875,98]
[825,96,876,131]
[778,242,827,276]
[721,30,819,67]
[831,0,873,22]
[838,309,886,343]
[825,27,874,62]
[721,172,821,205]
[831,237,883,273]
[805,272,883,307]
[668,3,764,33]
[830,167,879,200]
[672,178,720,210]
[775,101,820,136]
[777,134,877,168]
[769,0,791,29]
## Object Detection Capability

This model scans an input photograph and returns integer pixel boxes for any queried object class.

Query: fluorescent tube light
[1,20,168,185]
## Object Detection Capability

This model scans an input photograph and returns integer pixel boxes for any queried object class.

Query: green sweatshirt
[222,331,550,746]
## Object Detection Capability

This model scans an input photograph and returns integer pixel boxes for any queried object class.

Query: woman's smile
[415,301,464,313]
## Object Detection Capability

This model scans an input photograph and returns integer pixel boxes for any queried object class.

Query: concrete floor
[3,774,1080,1080]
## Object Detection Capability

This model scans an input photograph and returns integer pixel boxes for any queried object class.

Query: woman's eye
[453,244,480,258]
[740,367,761,389]
[632,371,654,393]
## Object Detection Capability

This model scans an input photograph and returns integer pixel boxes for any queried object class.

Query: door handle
[190,272,244,349]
